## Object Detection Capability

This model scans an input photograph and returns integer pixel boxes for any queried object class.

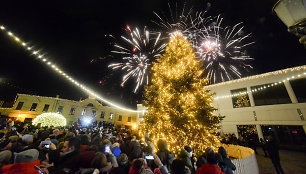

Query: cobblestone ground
[255,147,306,174]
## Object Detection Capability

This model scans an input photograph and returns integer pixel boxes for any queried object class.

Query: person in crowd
[195,155,207,171]
[267,136,284,174]
[171,159,191,174]
[111,142,121,157]
[41,137,81,173]
[218,147,236,174]
[110,153,130,174]
[196,152,224,174]
[260,138,268,157]
[178,146,195,173]
[156,139,174,170]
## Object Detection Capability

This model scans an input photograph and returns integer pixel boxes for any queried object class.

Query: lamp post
[273,0,306,46]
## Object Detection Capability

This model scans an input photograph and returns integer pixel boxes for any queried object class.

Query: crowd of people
[0,119,238,174]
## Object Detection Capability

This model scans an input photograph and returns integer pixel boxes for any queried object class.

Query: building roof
[206,65,306,88]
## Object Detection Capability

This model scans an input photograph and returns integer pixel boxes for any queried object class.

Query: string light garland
[141,32,222,156]
[0,24,144,113]
[32,112,66,127]
[209,66,306,100]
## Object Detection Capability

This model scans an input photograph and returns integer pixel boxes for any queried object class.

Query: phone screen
[105,145,110,153]
[34,165,43,174]
[44,144,50,149]
[145,155,154,160]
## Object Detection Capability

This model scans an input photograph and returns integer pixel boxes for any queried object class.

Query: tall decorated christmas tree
[141,32,223,155]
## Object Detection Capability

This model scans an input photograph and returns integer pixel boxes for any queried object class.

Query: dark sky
[0,0,305,109]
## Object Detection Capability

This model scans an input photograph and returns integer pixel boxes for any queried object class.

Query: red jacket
[196,163,225,174]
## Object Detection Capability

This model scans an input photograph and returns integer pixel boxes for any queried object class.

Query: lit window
[128,117,131,122]
[231,88,251,108]
[82,108,86,115]
[70,108,76,115]
[118,115,122,121]
[109,113,113,120]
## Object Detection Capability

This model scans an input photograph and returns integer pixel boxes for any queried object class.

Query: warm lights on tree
[32,113,66,127]
[140,32,223,156]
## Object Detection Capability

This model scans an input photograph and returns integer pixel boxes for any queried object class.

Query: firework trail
[109,25,166,93]
[192,15,254,84]
[152,3,212,40]
[153,2,254,84]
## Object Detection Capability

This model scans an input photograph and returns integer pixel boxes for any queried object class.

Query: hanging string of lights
[210,67,306,100]
[1,24,305,110]
[0,25,144,113]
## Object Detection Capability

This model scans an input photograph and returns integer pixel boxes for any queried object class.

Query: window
[70,108,76,115]
[231,88,251,108]
[100,112,105,118]
[16,102,24,110]
[290,78,306,103]
[109,113,113,120]
[57,106,64,114]
[42,104,50,112]
[30,103,38,111]
[81,108,86,115]
[118,115,122,121]
[87,103,94,107]
[251,83,291,106]
[128,117,131,122]
[92,110,96,117]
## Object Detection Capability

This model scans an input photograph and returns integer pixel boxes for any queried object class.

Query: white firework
[109,25,166,92]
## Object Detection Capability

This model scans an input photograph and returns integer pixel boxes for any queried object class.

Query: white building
[138,65,306,142]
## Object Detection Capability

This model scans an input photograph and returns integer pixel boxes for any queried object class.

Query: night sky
[0,0,305,109]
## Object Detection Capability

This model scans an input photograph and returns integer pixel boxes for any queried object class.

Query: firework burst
[109,25,166,93]
[192,16,254,84]
[153,3,212,39]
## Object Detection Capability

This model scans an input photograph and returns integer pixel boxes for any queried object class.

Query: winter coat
[196,163,225,174]
[156,150,174,170]
[177,149,194,173]
[267,139,280,161]
[48,150,81,173]
[219,158,236,174]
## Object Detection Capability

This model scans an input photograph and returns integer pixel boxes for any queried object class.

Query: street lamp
[273,0,306,45]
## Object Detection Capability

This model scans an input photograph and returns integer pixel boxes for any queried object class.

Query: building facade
[0,94,137,128]
[207,66,306,142]
[137,66,306,143]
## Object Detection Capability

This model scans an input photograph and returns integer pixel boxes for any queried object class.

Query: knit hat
[117,153,128,166]
[14,149,39,163]
[184,146,193,153]
[22,134,33,144]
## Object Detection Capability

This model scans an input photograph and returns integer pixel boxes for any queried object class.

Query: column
[247,86,255,107]
[284,81,298,103]
[303,125,306,134]
[256,124,264,141]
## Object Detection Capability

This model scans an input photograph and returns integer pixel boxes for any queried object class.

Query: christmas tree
[141,32,223,155]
